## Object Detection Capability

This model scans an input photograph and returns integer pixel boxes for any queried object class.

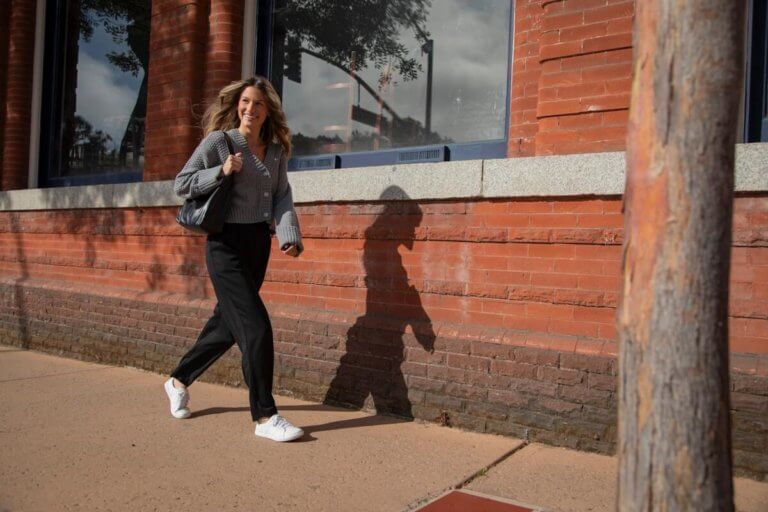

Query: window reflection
[57,0,150,178]
[273,0,511,158]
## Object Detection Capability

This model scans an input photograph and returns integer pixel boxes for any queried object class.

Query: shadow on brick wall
[0,186,130,351]
[2,203,29,348]
[324,186,435,418]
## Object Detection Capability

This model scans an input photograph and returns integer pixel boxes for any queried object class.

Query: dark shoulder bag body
[176,131,235,235]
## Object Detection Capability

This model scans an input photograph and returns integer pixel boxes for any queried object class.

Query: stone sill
[1,144,767,211]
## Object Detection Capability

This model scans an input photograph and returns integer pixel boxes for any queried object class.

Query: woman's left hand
[282,244,300,257]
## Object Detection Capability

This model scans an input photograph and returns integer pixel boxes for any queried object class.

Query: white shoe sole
[255,429,304,442]
[171,409,191,419]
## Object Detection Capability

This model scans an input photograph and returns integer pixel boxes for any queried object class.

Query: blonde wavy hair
[201,76,292,156]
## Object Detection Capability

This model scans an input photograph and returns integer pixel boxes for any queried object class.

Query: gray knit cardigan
[173,129,303,251]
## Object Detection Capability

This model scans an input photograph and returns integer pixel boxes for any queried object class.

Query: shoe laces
[173,387,189,408]
[272,414,293,431]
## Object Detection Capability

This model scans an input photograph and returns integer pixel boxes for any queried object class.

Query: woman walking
[164,76,304,442]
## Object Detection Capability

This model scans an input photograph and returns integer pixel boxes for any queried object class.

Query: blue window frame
[255,0,514,171]
[39,0,149,187]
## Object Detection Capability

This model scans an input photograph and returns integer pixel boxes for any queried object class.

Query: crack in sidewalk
[404,440,531,511]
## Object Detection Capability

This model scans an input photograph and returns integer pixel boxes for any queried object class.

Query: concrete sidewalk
[1,345,765,512]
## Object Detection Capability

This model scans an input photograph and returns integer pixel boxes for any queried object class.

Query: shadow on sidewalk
[192,406,250,418]
[323,186,435,420]
[192,398,414,435]
[301,413,406,435]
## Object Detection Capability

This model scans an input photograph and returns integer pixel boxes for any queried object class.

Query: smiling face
[237,86,269,134]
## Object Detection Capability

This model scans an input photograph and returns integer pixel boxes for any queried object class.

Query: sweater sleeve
[173,132,229,199]
[273,149,303,253]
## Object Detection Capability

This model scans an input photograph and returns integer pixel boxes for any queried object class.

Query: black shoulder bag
[176,131,235,235]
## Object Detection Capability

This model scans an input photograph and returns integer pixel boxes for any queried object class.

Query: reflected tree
[70,115,114,170]
[275,0,443,153]
[292,133,345,156]
[77,0,150,170]
[275,0,431,82]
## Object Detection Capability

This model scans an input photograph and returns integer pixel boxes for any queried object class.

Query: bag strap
[220,131,235,155]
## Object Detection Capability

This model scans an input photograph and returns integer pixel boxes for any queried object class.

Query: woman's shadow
[323,186,435,419]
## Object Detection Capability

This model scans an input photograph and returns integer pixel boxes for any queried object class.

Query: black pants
[171,222,277,421]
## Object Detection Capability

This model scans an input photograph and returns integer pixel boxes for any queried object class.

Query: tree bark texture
[617,1,745,510]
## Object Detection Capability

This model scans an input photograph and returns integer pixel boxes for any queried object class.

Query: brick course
[509,0,634,157]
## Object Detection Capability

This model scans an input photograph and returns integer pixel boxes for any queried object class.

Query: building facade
[1,0,767,479]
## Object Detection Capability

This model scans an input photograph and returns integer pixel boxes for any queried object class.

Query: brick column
[2,0,37,191]
[534,0,634,155]
[508,0,544,157]
[204,0,245,105]
[143,0,210,182]
[0,1,10,178]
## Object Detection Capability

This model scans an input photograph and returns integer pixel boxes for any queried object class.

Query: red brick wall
[510,0,634,157]
[144,0,245,182]
[1,0,37,191]
[1,197,767,357]
[143,0,209,182]
[509,0,543,157]
[0,1,10,178]
[204,0,245,104]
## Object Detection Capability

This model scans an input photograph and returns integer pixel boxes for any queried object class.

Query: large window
[40,0,150,187]
[258,0,513,170]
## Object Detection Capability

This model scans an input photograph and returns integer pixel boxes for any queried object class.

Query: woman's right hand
[222,152,243,176]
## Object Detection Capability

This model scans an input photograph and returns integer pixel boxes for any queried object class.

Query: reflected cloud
[75,43,144,146]
[281,0,510,150]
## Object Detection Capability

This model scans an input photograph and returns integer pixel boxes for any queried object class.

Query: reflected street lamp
[421,39,434,137]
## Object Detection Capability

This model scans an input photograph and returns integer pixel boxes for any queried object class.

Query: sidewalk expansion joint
[404,440,531,511]
[454,440,530,490]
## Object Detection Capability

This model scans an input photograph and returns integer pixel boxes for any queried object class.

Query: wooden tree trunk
[617,1,745,510]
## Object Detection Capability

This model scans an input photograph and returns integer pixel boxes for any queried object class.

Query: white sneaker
[255,414,304,442]
[164,378,191,419]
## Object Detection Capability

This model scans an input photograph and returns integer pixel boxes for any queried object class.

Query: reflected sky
[281,0,511,151]
[74,14,144,147]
